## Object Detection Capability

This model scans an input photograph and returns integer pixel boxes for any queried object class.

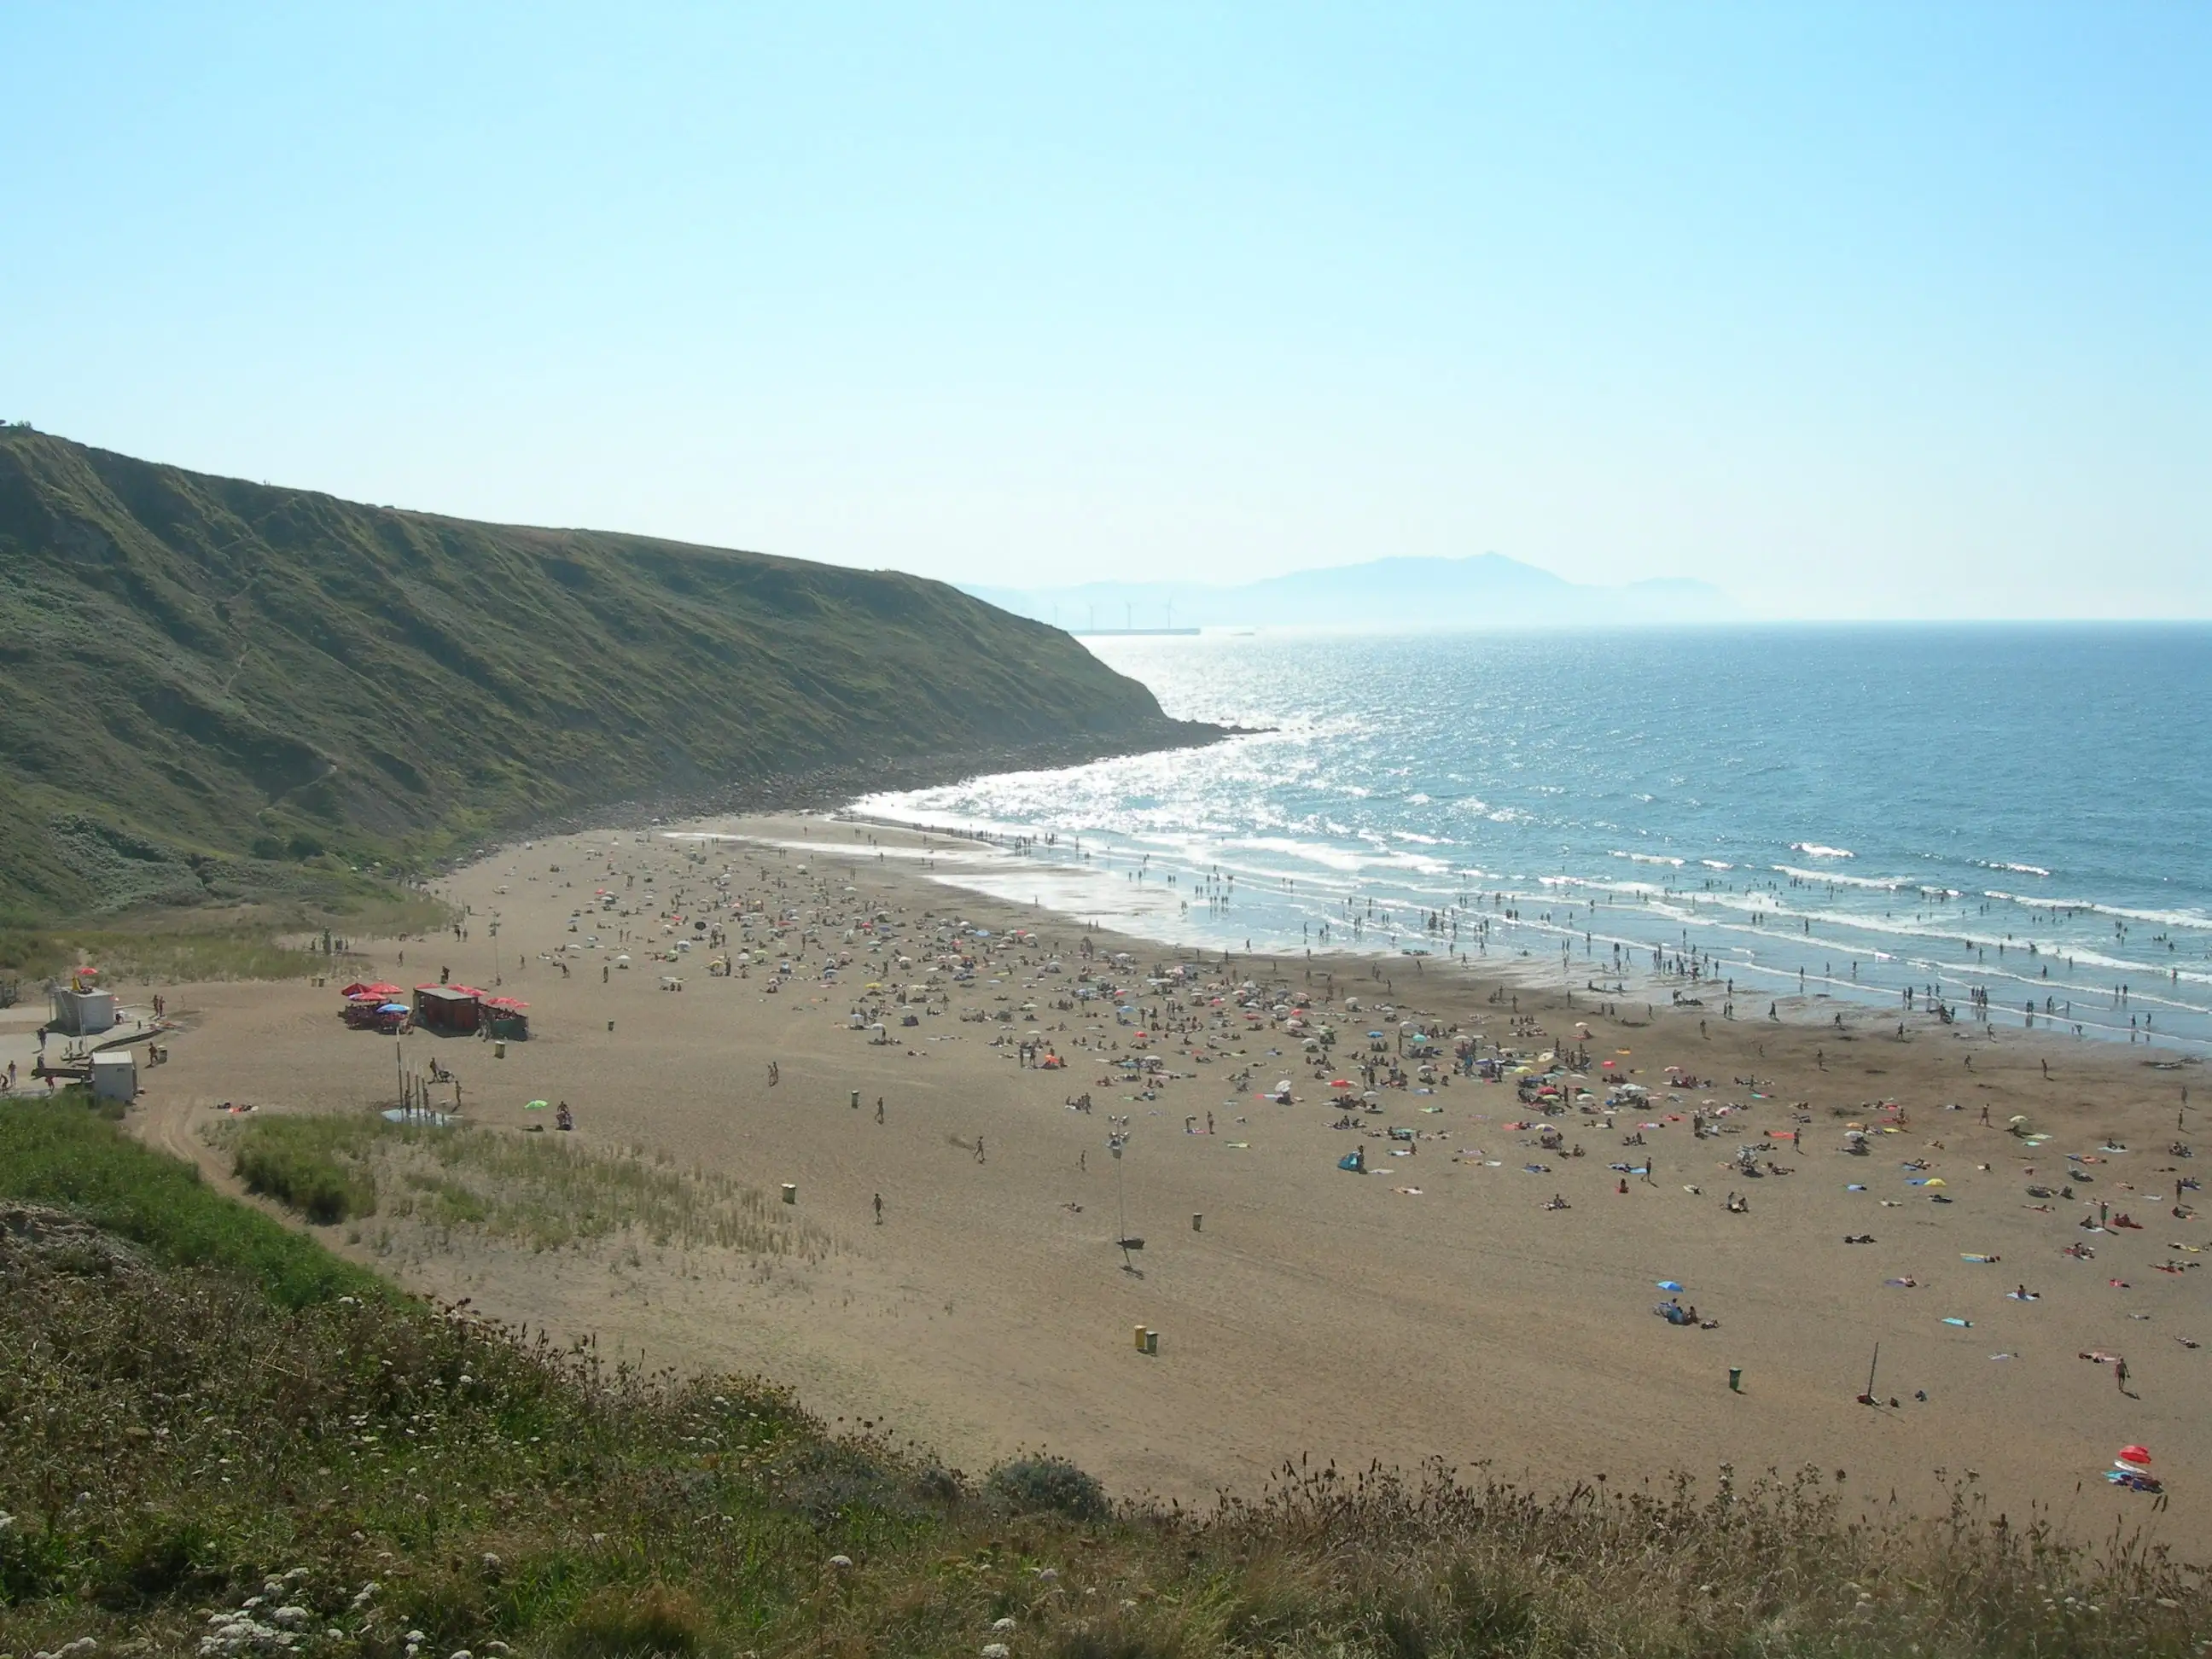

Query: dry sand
[133,812,2209,1548]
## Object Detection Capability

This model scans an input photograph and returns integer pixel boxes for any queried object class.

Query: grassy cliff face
[0,429,1179,919]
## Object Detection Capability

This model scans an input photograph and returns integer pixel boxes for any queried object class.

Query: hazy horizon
[2,4,2203,620]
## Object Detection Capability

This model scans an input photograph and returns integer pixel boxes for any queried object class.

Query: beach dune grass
[230,1114,381,1224]
[3,1096,2209,1658]
[0,892,454,984]
[220,1109,834,1260]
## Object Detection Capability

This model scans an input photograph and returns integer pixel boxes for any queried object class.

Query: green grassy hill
[0,428,1199,921]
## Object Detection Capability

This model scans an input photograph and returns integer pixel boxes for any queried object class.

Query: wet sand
[136,812,2209,1547]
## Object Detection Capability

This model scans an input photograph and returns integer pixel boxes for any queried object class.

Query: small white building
[49,986,118,1035]
[90,1049,137,1103]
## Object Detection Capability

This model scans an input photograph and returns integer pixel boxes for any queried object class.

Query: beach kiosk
[90,1049,137,1103]
[340,981,410,1033]
[481,995,530,1041]
[412,984,484,1035]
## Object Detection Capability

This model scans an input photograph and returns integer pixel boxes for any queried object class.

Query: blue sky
[2,3,2204,617]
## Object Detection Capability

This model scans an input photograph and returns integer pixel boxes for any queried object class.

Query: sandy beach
[129,811,2209,1548]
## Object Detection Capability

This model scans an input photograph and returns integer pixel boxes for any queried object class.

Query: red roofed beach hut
[481,995,531,1041]
[413,984,484,1034]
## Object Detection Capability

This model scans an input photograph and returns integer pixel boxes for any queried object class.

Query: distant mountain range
[964,552,1741,632]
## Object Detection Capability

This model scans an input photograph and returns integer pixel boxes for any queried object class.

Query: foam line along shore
[840,627,2212,1049]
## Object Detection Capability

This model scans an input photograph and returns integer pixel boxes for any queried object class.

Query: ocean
[851,625,2212,1050]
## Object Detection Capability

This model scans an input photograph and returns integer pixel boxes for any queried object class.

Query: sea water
[852,625,2212,1050]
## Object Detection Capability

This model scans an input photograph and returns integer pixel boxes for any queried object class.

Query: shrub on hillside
[987,1454,1109,1522]
[560,1585,706,1656]
[231,1120,376,1225]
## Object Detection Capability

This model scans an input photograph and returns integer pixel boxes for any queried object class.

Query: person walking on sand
[767,1061,779,1087]
[876,1096,885,1124]
[975,1136,987,1164]
[2116,1356,2131,1394]
[874,1192,883,1225]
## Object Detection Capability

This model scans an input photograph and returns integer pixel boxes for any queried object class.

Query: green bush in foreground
[230,1113,381,1225]
[989,1454,1111,1522]
[0,1091,383,1307]
[3,1097,2209,1658]
[560,1583,709,1656]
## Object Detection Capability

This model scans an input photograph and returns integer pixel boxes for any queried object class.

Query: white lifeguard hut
[90,1049,137,1102]
[49,971,118,1036]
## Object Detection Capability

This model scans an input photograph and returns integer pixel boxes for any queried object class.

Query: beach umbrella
[2119,1445,2152,1465]
[1330,1079,1353,1089]
[1656,1280,1685,1293]
[525,1100,548,1110]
